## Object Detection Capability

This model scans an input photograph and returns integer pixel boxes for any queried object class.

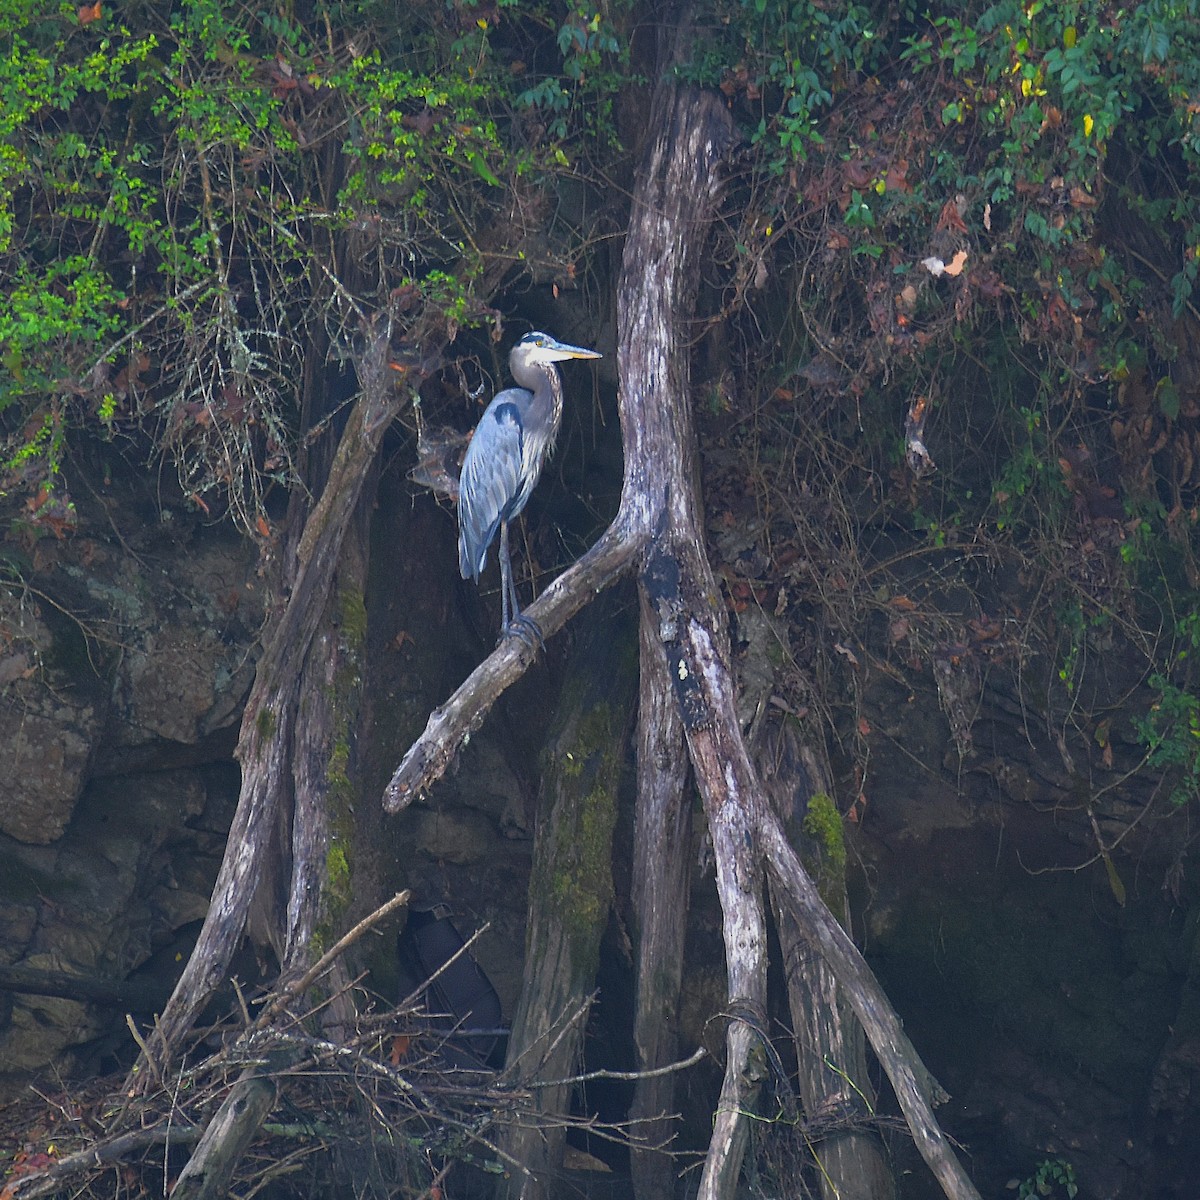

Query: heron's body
[457,331,601,641]
[457,382,554,581]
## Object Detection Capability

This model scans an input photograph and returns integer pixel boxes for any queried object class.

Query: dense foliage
[0,0,603,531]
[680,0,1200,829]
[4,0,1200,823]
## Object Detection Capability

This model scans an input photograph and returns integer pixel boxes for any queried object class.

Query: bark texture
[498,599,637,1199]
[629,589,693,1200]
[758,720,894,1200]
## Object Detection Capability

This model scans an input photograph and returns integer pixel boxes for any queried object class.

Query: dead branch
[0,965,171,1010]
[524,1046,706,1089]
[253,890,411,1029]
[383,516,645,811]
[2,1126,203,1200]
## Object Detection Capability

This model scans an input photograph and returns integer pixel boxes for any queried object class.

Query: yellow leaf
[1083,113,1094,136]
[1064,25,1076,48]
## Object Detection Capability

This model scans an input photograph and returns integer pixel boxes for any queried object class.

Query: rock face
[0,602,109,845]
[0,485,261,1094]
[0,456,1197,1200]
[109,533,261,747]
[0,511,260,844]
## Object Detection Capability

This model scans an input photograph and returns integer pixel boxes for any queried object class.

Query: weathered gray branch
[382,515,644,811]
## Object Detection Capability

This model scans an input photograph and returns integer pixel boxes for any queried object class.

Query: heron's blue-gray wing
[458,390,531,579]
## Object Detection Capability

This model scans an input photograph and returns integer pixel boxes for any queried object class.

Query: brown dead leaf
[833,641,860,667]
[936,196,969,234]
[844,158,874,188]
[885,158,911,193]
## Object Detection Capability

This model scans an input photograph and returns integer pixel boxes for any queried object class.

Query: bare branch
[383,516,644,811]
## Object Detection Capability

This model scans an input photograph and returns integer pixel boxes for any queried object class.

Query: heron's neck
[517,362,564,427]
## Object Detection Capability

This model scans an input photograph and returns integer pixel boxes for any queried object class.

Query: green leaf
[466,151,501,187]
[1157,378,1180,419]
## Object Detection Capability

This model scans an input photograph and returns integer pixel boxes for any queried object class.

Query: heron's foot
[501,613,545,652]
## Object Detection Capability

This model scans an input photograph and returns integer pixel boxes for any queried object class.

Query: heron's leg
[498,522,544,650]
[499,521,513,633]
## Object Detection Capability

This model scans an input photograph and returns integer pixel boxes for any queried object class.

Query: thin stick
[525,1046,706,1089]
[253,891,411,1029]
[126,1014,162,1086]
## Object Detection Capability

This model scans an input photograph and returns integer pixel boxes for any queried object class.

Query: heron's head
[512,331,602,368]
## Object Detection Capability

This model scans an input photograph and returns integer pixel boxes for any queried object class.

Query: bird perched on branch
[458,331,602,644]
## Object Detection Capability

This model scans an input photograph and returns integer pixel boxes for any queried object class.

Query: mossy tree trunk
[140,316,399,1068]
[139,233,515,1072]
[758,719,894,1200]
[498,597,638,1200]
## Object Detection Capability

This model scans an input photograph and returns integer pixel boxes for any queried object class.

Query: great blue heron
[458,331,602,642]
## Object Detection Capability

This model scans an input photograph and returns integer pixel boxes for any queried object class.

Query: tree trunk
[613,72,767,1197]
[617,68,981,1200]
[140,315,400,1069]
[498,597,637,1200]
[758,719,894,1200]
[629,587,693,1200]
[761,818,979,1199]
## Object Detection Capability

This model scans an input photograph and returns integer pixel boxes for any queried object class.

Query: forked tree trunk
[614,77,769,1198]
[386,68,983,1200]
[610,69,983,1200]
